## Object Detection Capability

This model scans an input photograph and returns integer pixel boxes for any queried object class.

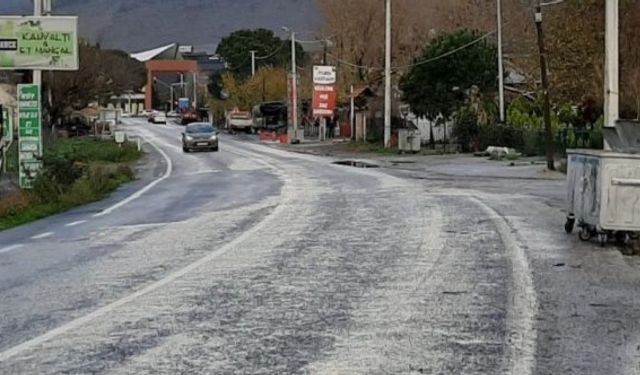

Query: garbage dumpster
[398,128,421,153]
[565,120,640,246]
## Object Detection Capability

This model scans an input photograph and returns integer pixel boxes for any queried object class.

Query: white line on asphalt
[0,155,292,363]
[0,244,25,254]
[93,131,173,217]
[65,220,87,227]
[185,169,221,176]
[468,195,538,375]
[31,232,54,240]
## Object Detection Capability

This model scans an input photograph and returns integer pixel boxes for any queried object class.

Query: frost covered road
[1,121,639,374]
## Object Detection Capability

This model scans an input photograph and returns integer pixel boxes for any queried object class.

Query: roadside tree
[216,29,306,79]
[400,29,498,122]
[43,42,145,123]
[209,66,288,121]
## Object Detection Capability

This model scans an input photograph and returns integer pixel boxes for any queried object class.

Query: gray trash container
[399,128,421,153]
[565,120,640,246]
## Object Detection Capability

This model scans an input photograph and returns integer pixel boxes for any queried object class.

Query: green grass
[0,137,142,231]
[47,138,142,163]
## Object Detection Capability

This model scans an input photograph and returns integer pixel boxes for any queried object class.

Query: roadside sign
[313,65,337,85]
[18,84,42,189]
[312,66,337,117]
[313,85,337,116]
[0,16,79,71]
[178,97,190,110]
[114,131,125,144]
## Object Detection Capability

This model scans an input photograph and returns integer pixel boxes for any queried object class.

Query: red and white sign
[313,85,337,116]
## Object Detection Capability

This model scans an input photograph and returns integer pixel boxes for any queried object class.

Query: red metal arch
[145,60,198,110]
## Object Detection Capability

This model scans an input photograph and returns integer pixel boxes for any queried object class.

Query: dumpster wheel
[598,233,608,247]
[615,232,631,246]
[578,227,592,242]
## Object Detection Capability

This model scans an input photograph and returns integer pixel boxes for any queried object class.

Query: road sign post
[312,66,337,141]
[1,106,13,174]
[1,106,12,143]
[18,84,42,189]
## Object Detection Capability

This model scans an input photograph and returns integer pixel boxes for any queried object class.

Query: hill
[0,0,320,52]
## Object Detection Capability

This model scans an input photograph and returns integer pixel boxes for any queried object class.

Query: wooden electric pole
[535,2,555,171]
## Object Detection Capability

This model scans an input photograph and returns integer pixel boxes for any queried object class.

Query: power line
[325,52,382,70]
[392,31,496,71]
[324,31,495,72]
[255,42,286,60]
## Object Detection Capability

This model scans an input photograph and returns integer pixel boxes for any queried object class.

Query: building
[129,43,227,111]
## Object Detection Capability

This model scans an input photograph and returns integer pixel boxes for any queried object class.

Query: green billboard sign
[18,84,42,189]
[0,16,78,71]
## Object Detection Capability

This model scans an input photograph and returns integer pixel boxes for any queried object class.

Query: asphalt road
[0,119,639,374]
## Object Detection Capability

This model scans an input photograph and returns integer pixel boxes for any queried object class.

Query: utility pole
[33,0,43,86]
[497,0,505,123]
[291,31,298,142]
[44,0,53,128]
[170,86,174,112]
[250,50,257,77]
[350,85,355,141]
[534,2,555,171]
[384,0,392,148]
[180,73,184,98]
[323,42,328,65]
[193,72,198,109]
[604,0,619,150]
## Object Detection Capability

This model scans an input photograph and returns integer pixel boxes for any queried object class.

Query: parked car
[152,112,167,124]
[146,110,156,122]
[182,122,219,152]
[181,110,199,125]
[227,110,253,133]
[148,111,167,124]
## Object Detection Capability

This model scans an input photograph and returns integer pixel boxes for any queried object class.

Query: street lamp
[282,26,298,143]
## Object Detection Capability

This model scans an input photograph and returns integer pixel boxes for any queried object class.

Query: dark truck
[251,101,288,133]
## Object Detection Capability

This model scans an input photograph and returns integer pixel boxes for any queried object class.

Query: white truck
[226,110,253,133]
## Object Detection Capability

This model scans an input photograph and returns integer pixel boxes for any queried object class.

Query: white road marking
[65,220,87,227]
[31,232,54,240]
[0,160,293,363]
[93,132,173,217]
[468,195,538,375]
[0,244,25,254]
[185,169,220,176]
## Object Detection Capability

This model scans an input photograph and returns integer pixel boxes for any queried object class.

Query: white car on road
[148,111,167,124]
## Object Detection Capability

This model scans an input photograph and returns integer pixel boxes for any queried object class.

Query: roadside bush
[453,106,479,152]
[589,118,604,149]
[51,138,141,163]
[0,137,142,229]
[0,191,31,218]
[477,123,521,150]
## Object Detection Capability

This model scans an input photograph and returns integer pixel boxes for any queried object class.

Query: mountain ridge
[0,0,320,52]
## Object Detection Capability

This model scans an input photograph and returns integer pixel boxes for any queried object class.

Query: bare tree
[43,42,145,122]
